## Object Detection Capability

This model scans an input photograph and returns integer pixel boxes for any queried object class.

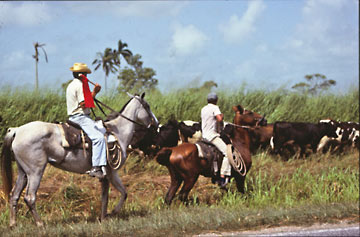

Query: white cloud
[287,0,358,59]
[219,0,265,44]
[0,2,53,27]
[169,24,209,56]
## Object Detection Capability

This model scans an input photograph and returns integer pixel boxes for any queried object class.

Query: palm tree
[115,40,133,66]
[128,54,143,70]
[92,48,118,92]
[32,42,48,91]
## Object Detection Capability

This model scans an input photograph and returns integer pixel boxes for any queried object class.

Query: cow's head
[153,119,179,148]
[220,124,234,145]
[232,105,267,126]
[319,119,339,138]
[130,125,158,155]
[178,122,197,139]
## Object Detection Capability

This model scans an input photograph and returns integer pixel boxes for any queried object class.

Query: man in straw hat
[66,62,106,179]
[201,92,231,188]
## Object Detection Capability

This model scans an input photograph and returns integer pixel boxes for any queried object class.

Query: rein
[94,98,149,128]
[226,122,252,129]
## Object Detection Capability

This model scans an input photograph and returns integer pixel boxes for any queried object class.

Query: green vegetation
[292,73,337,95]
[0,152,358,236]
[0,87,358,235]
[0,86,358,140]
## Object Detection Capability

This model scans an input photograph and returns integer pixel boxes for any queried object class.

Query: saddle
[58,120,92,149]
[195,134,238,179]
[195,139,223,179]
[195,140,222,162]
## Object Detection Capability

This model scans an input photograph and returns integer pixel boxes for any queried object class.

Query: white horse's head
[127,92,159,129]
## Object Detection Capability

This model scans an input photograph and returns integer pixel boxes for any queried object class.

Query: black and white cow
[317,120,359,153]
[129,119,202,156]
[272,120,338,157]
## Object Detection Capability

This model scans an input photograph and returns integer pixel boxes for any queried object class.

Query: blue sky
[0,0,358,94]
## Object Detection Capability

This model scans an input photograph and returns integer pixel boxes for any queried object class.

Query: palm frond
[40,46,48,63]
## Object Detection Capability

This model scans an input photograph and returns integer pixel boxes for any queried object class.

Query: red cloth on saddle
[79,74,95,108]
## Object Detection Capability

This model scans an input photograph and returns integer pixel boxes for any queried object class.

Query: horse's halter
[233,109,266,127]
[132,96,159,129]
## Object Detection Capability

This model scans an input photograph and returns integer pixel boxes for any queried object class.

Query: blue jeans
[69,114,107,167]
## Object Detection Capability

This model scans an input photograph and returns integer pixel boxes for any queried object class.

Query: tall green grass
[1,86,358,141]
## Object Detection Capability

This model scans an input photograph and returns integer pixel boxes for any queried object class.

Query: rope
[227,144,247,176]
[105,133,122,170]
[233,148,247,176]
[81,131,87,159]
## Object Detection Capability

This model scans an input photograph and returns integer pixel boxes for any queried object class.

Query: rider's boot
[219,176,230,189]
[88,166,105,179]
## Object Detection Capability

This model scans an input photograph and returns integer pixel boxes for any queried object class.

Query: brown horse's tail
[155,148,172,166]
[1,127,16,201]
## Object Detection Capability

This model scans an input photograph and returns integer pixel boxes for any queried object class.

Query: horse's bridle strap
[94,98,149,128]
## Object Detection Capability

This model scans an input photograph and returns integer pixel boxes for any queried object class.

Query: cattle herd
[129,117,359,160]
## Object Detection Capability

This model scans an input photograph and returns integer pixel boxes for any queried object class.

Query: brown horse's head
[232,105,267,126]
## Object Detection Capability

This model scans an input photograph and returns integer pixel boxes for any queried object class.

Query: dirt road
[195,219,359,236]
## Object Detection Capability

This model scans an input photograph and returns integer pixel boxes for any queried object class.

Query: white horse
[1,92,158,227]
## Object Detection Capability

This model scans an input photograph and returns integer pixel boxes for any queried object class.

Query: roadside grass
[0,150,358,236]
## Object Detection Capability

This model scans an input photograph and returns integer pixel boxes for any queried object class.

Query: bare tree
[33,42,48,91]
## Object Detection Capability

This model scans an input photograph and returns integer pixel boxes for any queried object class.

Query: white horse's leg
[108,170,127,215]
[100,178,110,221]
[9,162,27,228]
[17,150,48,228]
[23,172,46,227]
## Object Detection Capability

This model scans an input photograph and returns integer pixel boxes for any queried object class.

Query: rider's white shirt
[66,78,90,116]
[201,103,222,141]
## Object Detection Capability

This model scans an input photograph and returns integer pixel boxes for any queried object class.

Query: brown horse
[155,105,266,204]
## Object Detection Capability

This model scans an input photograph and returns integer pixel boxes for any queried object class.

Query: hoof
[36,221,44,228]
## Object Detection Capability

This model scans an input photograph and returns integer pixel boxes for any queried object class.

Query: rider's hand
[79,101,86,109]
[93,84,101,94]
[92,84,101,98]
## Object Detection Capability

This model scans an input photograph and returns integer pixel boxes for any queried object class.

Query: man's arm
[216,114,224,122]
[216,114,224,133]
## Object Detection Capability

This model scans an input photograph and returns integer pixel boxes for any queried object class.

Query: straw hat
[69,63,92,74]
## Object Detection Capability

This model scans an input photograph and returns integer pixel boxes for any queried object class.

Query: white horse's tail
[4,127,17,146]
[1,127,17,200]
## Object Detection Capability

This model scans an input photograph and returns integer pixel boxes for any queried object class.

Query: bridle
[229,113,267,129]
[94,97,157,129]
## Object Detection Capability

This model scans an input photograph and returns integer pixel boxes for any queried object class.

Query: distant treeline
[0,87,358,143]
